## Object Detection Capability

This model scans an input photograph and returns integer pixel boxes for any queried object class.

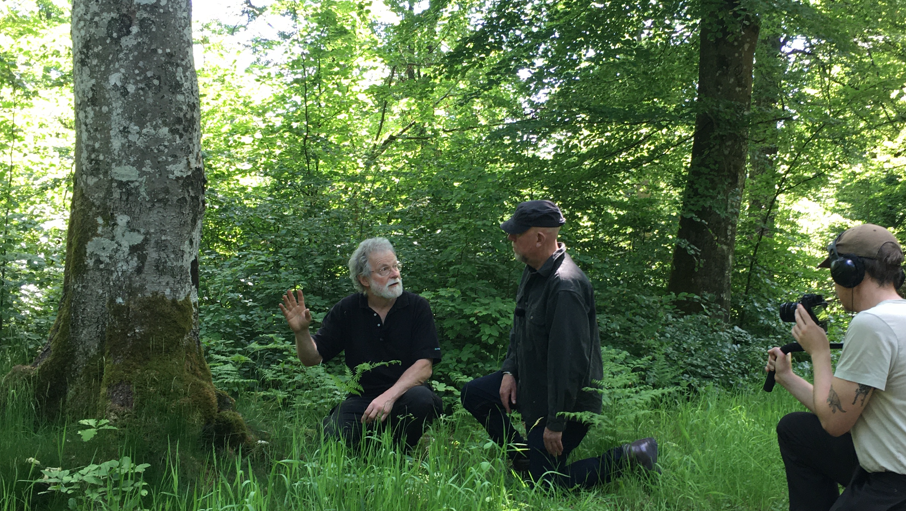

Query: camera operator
[766,224,906,511]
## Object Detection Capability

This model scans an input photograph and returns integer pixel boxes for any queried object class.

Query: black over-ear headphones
[828,234,865,289]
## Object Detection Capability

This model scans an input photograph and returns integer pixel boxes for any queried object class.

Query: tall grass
[0,376,805,511]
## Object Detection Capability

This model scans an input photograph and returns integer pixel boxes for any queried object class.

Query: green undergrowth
[0,374,806,511]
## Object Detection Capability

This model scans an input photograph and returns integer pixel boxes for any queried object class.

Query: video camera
[778,293,828,327]
[763,294,842,392]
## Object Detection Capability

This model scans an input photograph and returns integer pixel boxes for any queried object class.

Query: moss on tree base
[1,294,251,450]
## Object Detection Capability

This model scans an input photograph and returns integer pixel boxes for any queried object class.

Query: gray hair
[348,237,396,293]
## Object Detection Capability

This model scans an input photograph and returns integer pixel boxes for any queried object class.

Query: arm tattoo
[827,386,847,414]
[852,384,872,407]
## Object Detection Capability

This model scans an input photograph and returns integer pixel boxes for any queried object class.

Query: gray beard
[374,278,403,299]
[514,251,529,265]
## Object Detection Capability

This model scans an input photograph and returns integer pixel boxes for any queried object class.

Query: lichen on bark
[2,0,248,449]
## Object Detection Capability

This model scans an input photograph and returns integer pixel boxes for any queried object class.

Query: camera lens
[778,302,798,322]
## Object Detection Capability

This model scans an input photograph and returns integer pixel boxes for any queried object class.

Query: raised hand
[279,289,312,333]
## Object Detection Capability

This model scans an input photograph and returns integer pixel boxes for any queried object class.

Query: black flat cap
[500,200,565,234]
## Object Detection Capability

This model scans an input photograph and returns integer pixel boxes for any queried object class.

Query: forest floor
[2,381,802,511]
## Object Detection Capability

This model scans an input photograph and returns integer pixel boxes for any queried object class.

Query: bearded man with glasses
[280,237,443,450]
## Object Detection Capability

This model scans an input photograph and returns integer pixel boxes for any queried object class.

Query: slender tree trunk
[0,103,15,343]
[4,0,246,446]
[740,31,785,299]
[667,0,760,319]
[746,35,783,240]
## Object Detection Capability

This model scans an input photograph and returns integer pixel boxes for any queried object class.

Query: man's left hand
[362,394,395,424]
[543,428,563,456]
[792,304,830,356]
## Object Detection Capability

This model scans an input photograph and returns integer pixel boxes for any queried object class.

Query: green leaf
[77,429,97,442]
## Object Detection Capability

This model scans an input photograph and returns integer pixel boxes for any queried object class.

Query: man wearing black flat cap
[461,200,659,488]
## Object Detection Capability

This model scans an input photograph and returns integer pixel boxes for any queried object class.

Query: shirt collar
[356,290,410,311]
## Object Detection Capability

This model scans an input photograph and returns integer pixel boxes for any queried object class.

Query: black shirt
[313,291,442,396]
[501,244,603,431]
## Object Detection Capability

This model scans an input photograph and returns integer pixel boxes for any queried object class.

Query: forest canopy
[2,0,905,398]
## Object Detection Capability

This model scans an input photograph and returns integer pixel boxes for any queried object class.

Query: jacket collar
[531,243,566,277]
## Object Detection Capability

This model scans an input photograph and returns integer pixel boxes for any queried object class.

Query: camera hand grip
[763,343,804,392]
[763,342,843,392]
[763,371,778,392]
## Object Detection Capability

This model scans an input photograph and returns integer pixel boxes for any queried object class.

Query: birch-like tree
[5,0,246,446]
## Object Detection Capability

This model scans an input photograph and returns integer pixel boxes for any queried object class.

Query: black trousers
[777,411,906,511]
[461,371,626,488]
[322,384,443,450]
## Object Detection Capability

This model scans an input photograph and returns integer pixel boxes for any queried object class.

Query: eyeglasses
[372,262,402,277]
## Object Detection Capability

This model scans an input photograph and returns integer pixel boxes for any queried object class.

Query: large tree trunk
[4,0,246,446]
[667,0,760,319]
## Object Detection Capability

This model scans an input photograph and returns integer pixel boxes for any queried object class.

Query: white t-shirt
[834,299,906,474]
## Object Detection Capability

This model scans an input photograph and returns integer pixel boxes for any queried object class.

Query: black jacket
[501,244,603,431]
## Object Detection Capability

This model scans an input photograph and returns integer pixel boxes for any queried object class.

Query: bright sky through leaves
[191,0,403,24]
[192,0,251,24]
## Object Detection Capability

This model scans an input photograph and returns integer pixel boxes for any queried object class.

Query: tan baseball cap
[818,224,903,268]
